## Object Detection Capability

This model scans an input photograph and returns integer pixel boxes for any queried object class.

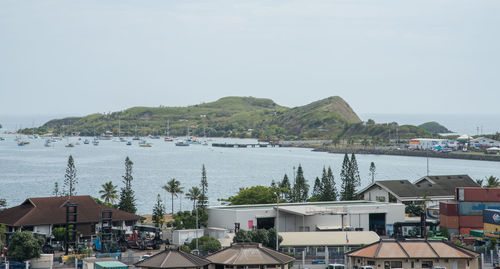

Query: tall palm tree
[186,186,201,210]
[162,178,184,215]
[99,181,119,204]
[486,176,500,188]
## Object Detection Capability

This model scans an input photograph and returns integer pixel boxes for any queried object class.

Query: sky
[1,0,499,117]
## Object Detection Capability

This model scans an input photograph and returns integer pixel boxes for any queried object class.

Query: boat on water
[83,139,90,144]
[139,140,152,147]
[65,143,74,147]
[99,131,114,140]
[132,137,140,140]
[149,135,160,139]
[119,137,127,142]
[44,140,52,147]
[202,141,208,146]
[164,137,174,142]
[164,120,173,142]
[126,141,132,146]
[0,137,5,141]
[175,140,189,146]
[92,138,99,146]
[17,140,29,146]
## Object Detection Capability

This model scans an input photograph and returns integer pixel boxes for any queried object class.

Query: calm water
[1,134,500,214]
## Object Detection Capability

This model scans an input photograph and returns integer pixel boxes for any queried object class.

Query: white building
[207,201,405,236]
[409,138,457,150]
[472,137,500,148]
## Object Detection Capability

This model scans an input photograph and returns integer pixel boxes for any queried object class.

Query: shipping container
[445,216,459,229]
[440,201,458,216]
[484,223,500,238]
[487,188,500,202]
[459,227,483,236]
[448,228,459,235]
[483,209,500,225]
[440,214,447,227]
[458,202,500,216]
[459,215,483,228]
[456,187,488,202]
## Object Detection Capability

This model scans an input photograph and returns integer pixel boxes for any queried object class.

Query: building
[357,175,478,208]
[471,137,500,148]
[346,239,480,269]
[206,243,295,269]
[409,138,458,150]
[0,195,143,239]
[207,201,405,236]
[134,248,211,269]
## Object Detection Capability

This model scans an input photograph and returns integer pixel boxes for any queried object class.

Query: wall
[349,257,478,269]
[362,185,392,203]
[33,225,51,236]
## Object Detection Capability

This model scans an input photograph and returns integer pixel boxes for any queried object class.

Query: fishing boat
[83,139,90,144]
[99,131,114,140]
[175,140,189,146]
[126,141,132,146]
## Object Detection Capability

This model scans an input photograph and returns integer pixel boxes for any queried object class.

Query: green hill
[418,121,451,134]
[23,96,432,140]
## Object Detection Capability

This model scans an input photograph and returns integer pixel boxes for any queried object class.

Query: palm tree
[162,178,184,215]
[186,186,201,210]
[485,176,500,188]
[476,179,484,187]
[99,181,119,204]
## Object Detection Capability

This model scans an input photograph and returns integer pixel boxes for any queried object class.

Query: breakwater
[312,146,500,162]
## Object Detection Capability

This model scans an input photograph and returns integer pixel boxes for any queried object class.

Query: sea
[1,114,500,214]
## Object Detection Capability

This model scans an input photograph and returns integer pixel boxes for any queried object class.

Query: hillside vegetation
[418,121,451,134]
[23,96,432,140]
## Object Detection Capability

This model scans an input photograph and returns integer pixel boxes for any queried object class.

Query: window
[421,261,433,268]
[376,196,386,202]
[367,261,375,265]
[390,261,402,268]
[411,261,414,268]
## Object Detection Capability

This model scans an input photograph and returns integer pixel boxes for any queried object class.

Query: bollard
[25,261,29,269]
[492,250,494,265]
[75,256,78,269]
[481,253,484,269]
[302,251,305,266]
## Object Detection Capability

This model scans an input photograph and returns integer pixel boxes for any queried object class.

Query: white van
[327,264,345,269]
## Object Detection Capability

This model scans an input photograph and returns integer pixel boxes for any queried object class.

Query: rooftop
[206,243,295,265]
[210,200,384,211]
[280,231,380,247]
[134,249,211,268]
[348,240,479,259]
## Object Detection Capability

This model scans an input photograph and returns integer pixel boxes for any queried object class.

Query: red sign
[248,220,254,229]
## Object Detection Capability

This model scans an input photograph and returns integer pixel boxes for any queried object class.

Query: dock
[211,143,281,148]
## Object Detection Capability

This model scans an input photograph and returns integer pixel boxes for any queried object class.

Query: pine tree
[152,194,166,227]
[327,167,337,201]
[292,164,309,202]
[350,153,361,187]
[280,174,291,201]
[53,182,60,196]
[312,177,322,198]
[63,155,77,196]
[118,157,137,214]
[200,164,208,208]
[340,153,351,200]
[369,162,376,183]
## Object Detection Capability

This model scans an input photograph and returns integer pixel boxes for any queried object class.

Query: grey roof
[134,249,211,268]
[360,175,478,199]
[206,243,295,265]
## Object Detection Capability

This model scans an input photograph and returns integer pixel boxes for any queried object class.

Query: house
[357,175,479,207]
[0,195,144,239]
[134,248,211,269]
[207,201,405,236]
[206,243,295,269]
[346,239,480,269]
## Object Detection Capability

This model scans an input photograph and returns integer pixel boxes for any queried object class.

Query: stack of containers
[439,201,459,235]
[483,209,500,238]
[456,187,500,235]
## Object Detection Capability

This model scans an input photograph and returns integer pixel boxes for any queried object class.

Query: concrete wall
[29,254,54,269]
[172,229,204,245]
[362,186,393,203]
[33,225,52,236]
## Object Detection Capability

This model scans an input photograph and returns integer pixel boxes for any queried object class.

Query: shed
[94,261,128,269]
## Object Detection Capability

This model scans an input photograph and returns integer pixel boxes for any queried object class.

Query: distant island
[418,121,452,134]
[22,96,434,141]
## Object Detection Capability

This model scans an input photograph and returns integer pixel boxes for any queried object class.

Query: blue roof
[95,261,128,268]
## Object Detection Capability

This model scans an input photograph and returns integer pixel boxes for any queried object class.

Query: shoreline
[306,145,500,162]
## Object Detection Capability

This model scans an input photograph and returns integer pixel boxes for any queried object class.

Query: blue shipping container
[484,209,500,224]
[459,202,500,216]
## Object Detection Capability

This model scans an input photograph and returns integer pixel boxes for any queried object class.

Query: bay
[1,134,499,214]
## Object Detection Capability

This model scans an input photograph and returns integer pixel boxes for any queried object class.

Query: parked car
[327,264,345,269]
[139,255,152,262]
[312,259,325,264]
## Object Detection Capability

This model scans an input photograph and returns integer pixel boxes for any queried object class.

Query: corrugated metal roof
[206,243,294,265]
[279,231,380,247]
[134,249,211,268]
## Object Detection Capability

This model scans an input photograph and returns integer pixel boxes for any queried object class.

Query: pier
[211,142,281,148]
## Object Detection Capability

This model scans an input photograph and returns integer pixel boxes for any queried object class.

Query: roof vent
[400,181,405,184]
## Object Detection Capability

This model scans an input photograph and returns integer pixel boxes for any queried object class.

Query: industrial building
[207,201,405,236]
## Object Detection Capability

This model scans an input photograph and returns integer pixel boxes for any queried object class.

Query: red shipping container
[440,214,447,227]
[446,216,459,229]
[487,188,500,202]
[440,202,448,216]
[457,187,488,202]
[459,215,483,228]
[441,202,458,216]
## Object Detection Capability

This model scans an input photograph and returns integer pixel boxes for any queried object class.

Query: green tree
[200,165,208,208]
[169,209,208,230]
[233,230,252,242]
[7,231,42,262]
[280,174,292,201]
[476,179,484,187]
[52,182,60,197]
[292,164,309,202]
[63,155,77,196]
[99,181,119,204]
[350,153,361,187]
[369,162,376,183]
[340,153,351,200]
[188,236,221,253]
[312,177,322,199]
[485,176,500,188]
[52,227,67,241]
[233,229,282,249]
[321,166,337,201]
[186,186,201,210]
[223,186,275,205]
[118,157,137,214]
[163,178,184,215]
[0,198,6,209]
[152,194,166,227]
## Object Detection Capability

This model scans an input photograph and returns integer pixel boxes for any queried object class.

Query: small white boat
[92,139,99,146]
[139,140,152,147]
[175,140,189,147]
[83,139,90,144]
[65,143,74,147]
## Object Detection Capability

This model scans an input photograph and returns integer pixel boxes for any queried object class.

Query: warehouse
[207,201,405,236]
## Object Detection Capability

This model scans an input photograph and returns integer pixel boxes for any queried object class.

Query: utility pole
[195,200,199,253]
[276,193,279,251]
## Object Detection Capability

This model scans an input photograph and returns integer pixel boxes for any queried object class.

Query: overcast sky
[1,0,499,117]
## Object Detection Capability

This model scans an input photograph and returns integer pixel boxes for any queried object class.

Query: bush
[188,236,221,253]
[7,231,42,262]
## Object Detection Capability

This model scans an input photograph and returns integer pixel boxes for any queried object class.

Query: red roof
[0,195,143,226]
